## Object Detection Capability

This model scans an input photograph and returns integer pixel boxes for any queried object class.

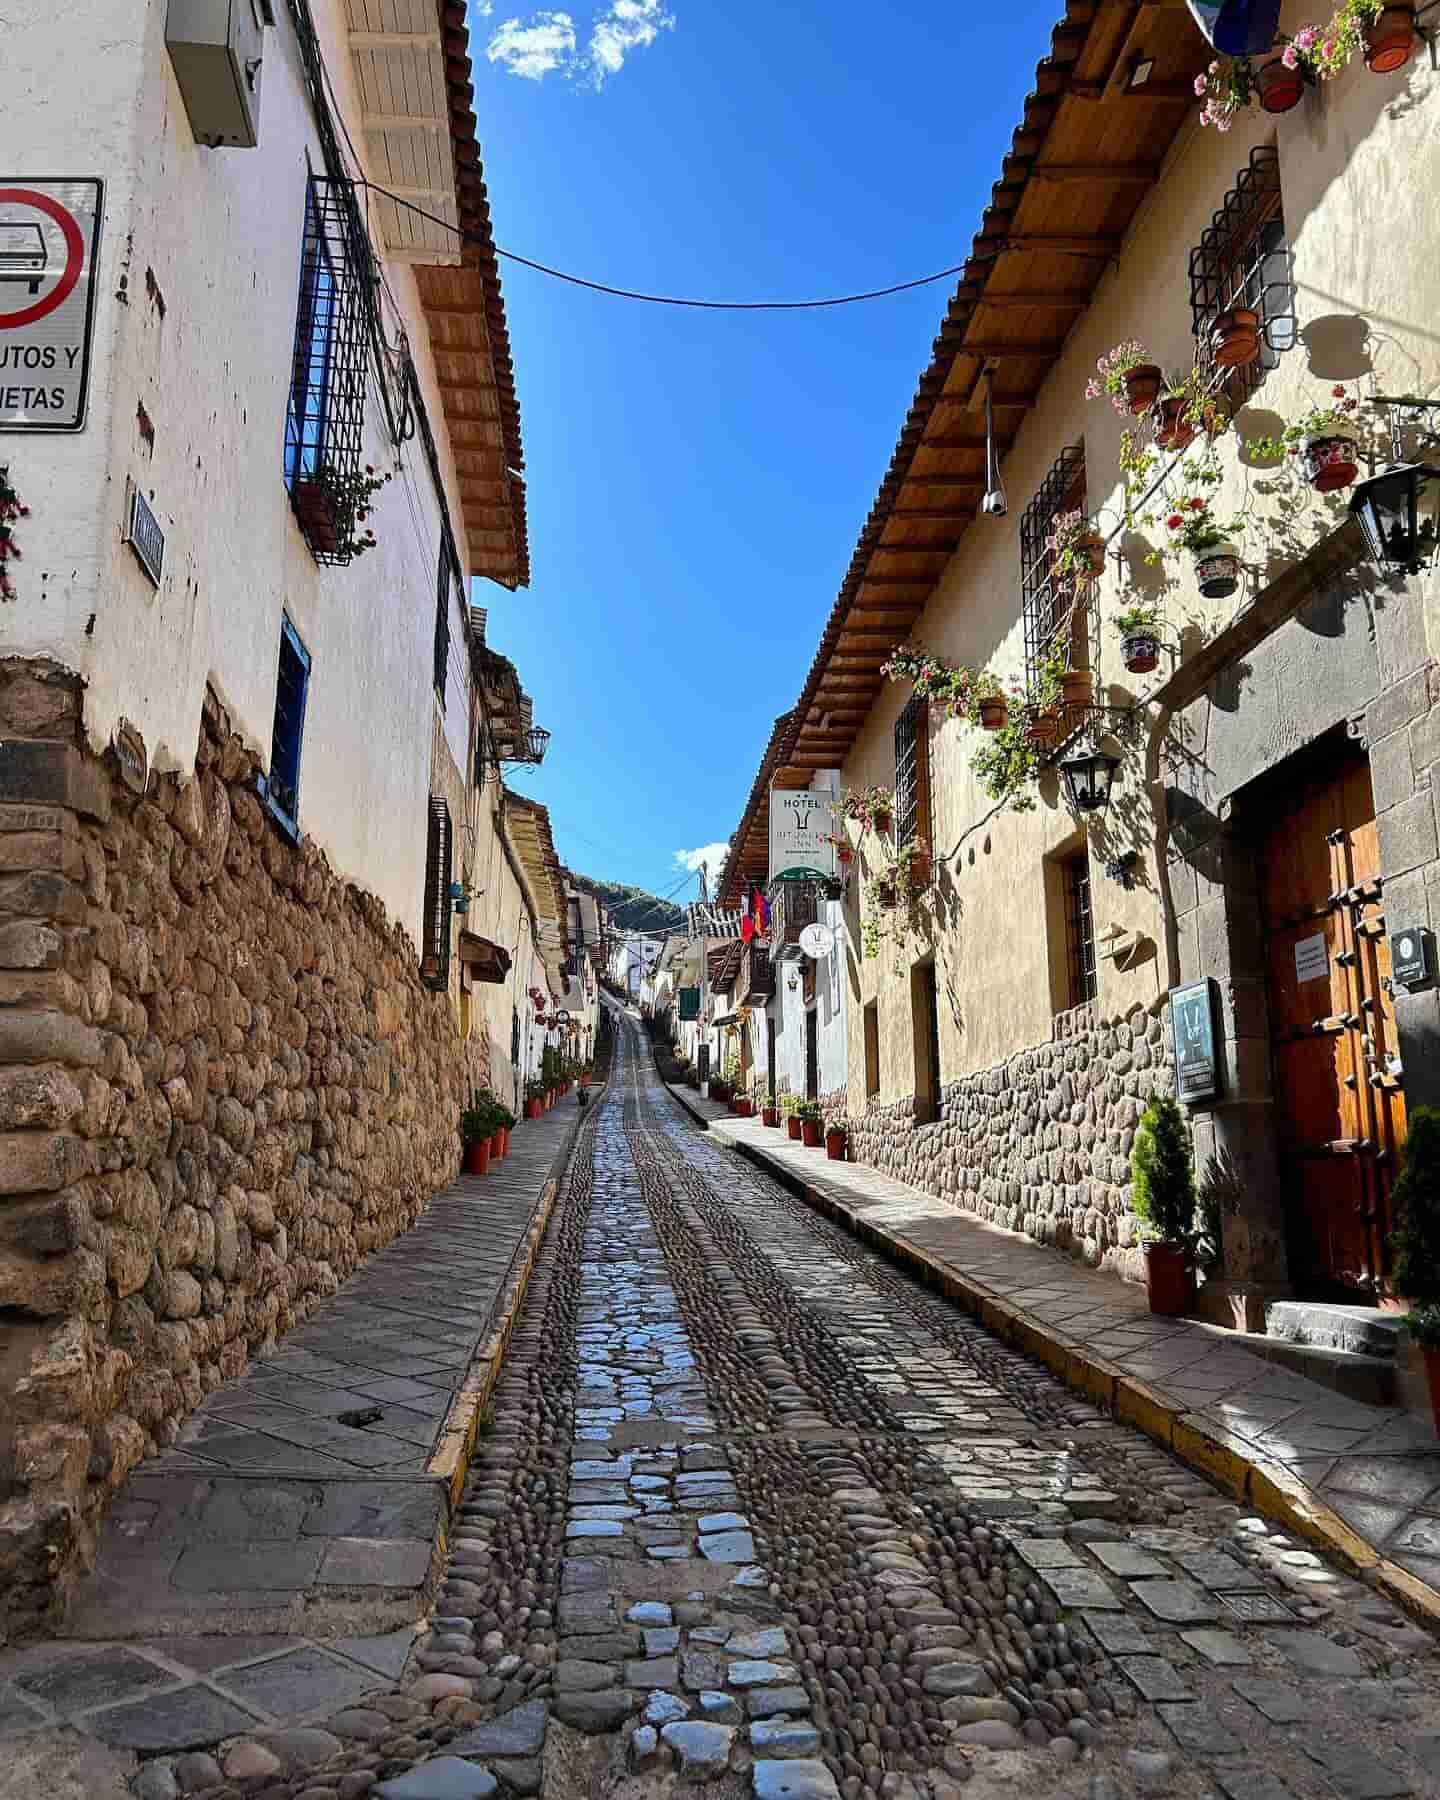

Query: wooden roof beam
[968,292,1092,311]
[978,234,1122,255]
[949,339,1069,358]
[1066,77,1195,99]
[1027,161,1160,183]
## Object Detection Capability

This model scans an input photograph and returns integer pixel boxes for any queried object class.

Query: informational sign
[127,487,165,586]
[1391,925,1433,990]
[0,179,104,432]
[769,787,836,884]
[799,922,835,960]
[1293,933,1329,985]
[1169,979,1220,1105]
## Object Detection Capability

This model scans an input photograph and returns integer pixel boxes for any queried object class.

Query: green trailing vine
[0,465,29,602]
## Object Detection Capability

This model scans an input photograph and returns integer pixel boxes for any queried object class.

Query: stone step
[1264,1301,1405,1360]
[1233,1329,1396,1407]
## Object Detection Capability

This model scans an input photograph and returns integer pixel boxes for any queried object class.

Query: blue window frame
[262,615,311,839]
[285,182,337,490]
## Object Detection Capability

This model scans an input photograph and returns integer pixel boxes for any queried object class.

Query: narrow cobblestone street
[6,1013,1440,1800]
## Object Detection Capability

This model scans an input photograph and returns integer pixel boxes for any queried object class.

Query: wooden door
[805,1008,818,1102]
[1258,752,1408,1297]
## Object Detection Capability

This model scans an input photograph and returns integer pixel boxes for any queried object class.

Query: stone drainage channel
[121,1016,1439,1800]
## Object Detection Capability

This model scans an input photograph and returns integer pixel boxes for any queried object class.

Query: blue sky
[471,0,1058,902]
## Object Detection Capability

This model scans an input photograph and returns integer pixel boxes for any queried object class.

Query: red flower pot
[762,1107,779,1127]
[1123,633,1161,676]
[786,1117,802,1141]
[1210,307,1261,369]
[837,846,854,867]
[1123,363,1163,416]
[1257,56,1304,111]
[1154,396,1196,452]
[1144,1242,1190,1317]
[490,1130,506,1161]
[525,1098,542,1120]
[1366,5,1416,72]
[1303,433,1360,494]
[801,1119,821,1148]
[825,1132,847,1161]
[978,696,1007,732]
[466,1139,491,1176]
[906,851,932,890]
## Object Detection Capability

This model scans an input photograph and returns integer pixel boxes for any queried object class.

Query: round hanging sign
[799,923,835,960]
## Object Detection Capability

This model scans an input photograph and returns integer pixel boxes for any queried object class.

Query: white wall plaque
[1294,933,1329,984]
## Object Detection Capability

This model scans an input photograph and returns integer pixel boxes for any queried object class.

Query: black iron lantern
[1349,463,1440,570]
[1059,740,1122,815]
[525,725,551,764]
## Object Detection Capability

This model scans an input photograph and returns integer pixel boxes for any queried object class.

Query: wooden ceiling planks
[717,0,1208,904]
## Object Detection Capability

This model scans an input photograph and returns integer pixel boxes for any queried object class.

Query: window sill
[256,774,300,845]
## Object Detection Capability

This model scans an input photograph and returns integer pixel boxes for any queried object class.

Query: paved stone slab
[752,1759,842,1798]
[375,1759,499,1798]
[1156,1703,1243,1756]
[0,1688,48,1731]
[85,1683,262,1751]
[1081,1612,1151,1655]
[1302,1742,1413,1798]
[1116,1657,1193,1702]
[1130,1579,1220,1624]
[333,1629,418,1681]
[1041,1569,1122,1609]
[699,1529,757,1563]
[751,1718,822,1758]
[729,1660,799,1688]
[1174,1551,1264,1591]
[745,1686,809,1719]
[1087,1542,1168,1579]
[1260,1630,1365,1676]
[217,1644,382,1717]
[1219,1592,1296,1624]
[1215,1771,1295,1800]
[661,1719,735,1777]
[448,1697,548,1758]
[10,1647,172,1715]
[1180,1629,1253,1667]
[1016,1538,1081,1570]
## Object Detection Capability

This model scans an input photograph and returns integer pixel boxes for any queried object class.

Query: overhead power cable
[354,180,968,311]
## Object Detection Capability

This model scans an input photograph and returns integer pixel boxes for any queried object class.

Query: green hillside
[569,872,686,935]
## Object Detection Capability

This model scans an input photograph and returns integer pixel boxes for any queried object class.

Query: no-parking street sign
[0,179,104,432]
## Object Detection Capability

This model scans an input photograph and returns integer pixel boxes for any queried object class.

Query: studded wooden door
[1258,751,1407,1297]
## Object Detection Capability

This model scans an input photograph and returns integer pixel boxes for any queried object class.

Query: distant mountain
[570,872,686,936]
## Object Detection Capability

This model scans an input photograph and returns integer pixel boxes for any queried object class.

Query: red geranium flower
[1166,513,1184,530]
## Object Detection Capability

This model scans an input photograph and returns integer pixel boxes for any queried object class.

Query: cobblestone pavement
[19,1012,1439,1800]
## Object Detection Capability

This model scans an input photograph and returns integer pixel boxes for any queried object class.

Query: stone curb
[660,1080,1440,1640]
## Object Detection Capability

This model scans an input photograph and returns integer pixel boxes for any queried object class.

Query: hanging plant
[1115,604,1163,675]
[1309,1,1415,76]
[0,465,30,602]
[842,784,896,836]
[1087,341,1162,418]
[1164,496,1246,599]
[1244,385,1370,494]
[970,671,1008,733]
[1193,53,1259,128]
[1047,508,1107,584]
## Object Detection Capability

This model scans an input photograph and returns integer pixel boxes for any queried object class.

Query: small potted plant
[1116,605,1163,675]
[1390,1107,1440,1435]
[1087,341,1162,417]
[761,1091,780,1128]
[1248,387,1367,494]
[1059,666,1094,710]
[1308,1,1416,76]
[1209,305,1262,369]
[897,841,932,893]
[971,671,1008,733]
[798,1100,824,1148]
[734,1089,754,1118]
[1164,495,1245,600]
[1131,1091,1197,1316]
[828,831,855,868]
[1193,52,1257,129]
[461,1101,495,1176]
[782,1094,802,1141]
[1153,371,1202,452]
[824,1117,849,1162]
[523,1078,545,1122]
[1364,3,1418,71]
[1047,509,1106,585]
[492,1100,516,1161]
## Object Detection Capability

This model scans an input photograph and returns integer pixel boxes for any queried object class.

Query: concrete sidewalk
[663,1082,1440,1633]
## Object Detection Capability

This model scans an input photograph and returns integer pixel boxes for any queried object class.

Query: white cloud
[486,10,577,79]
[586,0,674,83]
[471,0,494,15]
[673,843,729,892]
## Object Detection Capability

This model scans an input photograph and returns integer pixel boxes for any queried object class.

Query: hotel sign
[768,787,835,884]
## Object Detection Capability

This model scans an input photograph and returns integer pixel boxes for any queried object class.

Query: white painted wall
[3,0,485,941]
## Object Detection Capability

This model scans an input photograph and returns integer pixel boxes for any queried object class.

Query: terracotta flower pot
[1423,1344,1440,1436]
[762,1107,779,1127]
[1059,670,1093,710]
[497,1127,511,1158]
[1210,307,1261,369]
[1193,544,1241,600]
[1073,533,1106,579]
[1366,5,1416,72]
[786,1117,802,1141]
[978,695,1008,732]
[1257,55,1305,111]
[1123,632,1161,675]
[735,1098,753,1118]
[1154,396,1196,452]
[801,1119,821,1148]
[872,811,893,836]
[1122,363,1163,416]
[1144,1241,1190,1317]
[524,1098,542,1120]
[490,1130,505,1161]
[906,850,932,890]
[1025,706,1062,746]
[466,1139,491,1177]
[837,845,854,865]
[877,879,899,911]
[1303,431,1360,494]
[825,1132,847,1161]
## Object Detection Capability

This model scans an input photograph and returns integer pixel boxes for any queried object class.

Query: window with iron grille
[434,528,457,706]
[285,176,374,566]
[1061,846,1097,1008]
[421,797,453,991]
[1189,144,1294,411]
[894,695,931,852]
[1021,446,1087,697]
[262,615,310,839]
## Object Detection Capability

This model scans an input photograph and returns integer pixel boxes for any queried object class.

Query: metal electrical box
[165,0,271,149]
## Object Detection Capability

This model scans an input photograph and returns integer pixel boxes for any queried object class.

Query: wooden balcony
[740,943,774,1003]
[770,880,821,957]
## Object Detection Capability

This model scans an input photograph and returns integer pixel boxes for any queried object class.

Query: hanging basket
[905,850,933,891]
[1302,429,1360,494]
[1025,706,1062,747]
[1122,363,1163,416]
[977,695,1008,732]
[1059,669,1094,710]
[1210,307,1261,369]
[1154,396,1196,453]
[1257,56,1305,111]
[1366,5,1417,72]
[871,810,893,836]
[1073,533,1106,579]
[1193,543,1242,600]
[1122,632,1161,675]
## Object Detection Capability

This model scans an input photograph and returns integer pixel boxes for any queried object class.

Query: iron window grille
[285,175,375,566]
[1189,144,1294,410]
[1022,445,1089,699]
[1062,846,1097,1008]
[421,797,453,991]
[894,694,930,852]
[434,528,459,706]
[260,615,311,840]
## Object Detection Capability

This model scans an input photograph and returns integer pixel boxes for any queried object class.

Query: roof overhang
[457,931,512,982]
[502,789,571,977]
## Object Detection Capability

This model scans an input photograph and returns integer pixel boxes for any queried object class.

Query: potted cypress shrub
[824,1117,849,1162]
[492,1103,516,1161]
[523,1078,545,1121]
[1131,1091,1197,1316]
[461,1103,494,1176]
[1391,1107,1440,1436]
[798,1101,824,1148]
[783,1095,802,1141]
[761,1091,780,1127]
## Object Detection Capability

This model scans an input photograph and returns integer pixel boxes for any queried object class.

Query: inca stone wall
[850,1000,1174,1280]
[0,659,463,1631]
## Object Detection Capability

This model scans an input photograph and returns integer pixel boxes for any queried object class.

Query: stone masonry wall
[849,1000,1175,1280]
[0,659,463,1633]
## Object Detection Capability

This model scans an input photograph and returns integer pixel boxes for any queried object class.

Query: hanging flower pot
[786,1115,802,1141]
[1073,532,1106,580]
[905,850,932,890]
[877,876,899,911]
[1122,363,1164,416]
[1193,542,1242,600]
[1257,56,1305,111]
[1059,669,1093,711]
[1365,5,1417,72]
[872,809,893,837]
[1025,705,1062,747]
[977,694,1008,732]
[1210,307,1262,369]
[837,842,854,865]
[1122,632,1162,675]
[1154,396,1196,453]
[1302,427,1360,494]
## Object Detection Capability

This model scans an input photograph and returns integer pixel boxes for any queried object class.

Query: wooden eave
[411,2,529,589]
[719,0,1210,901]
[502,790,570,951]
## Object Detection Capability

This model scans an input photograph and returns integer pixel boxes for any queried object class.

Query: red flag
[754,888,771,936]
[741,910,755,943]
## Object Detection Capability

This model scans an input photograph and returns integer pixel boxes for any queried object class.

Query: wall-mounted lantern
[1350,463,1440,571]
[1059,738,1122,815]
